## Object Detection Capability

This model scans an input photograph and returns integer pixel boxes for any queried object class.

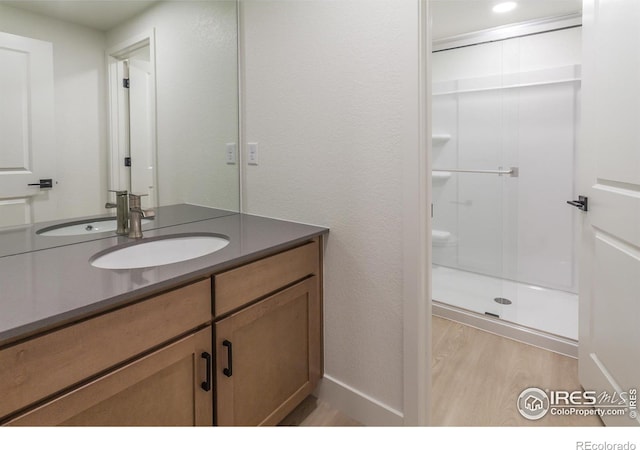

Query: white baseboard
[315,374,404,426]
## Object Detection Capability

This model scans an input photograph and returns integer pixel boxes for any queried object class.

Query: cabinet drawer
[5,327,212,426]
[0,278,211,421]
[214,240,319,317]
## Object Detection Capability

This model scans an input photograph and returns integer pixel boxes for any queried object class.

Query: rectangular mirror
[0,0,239,255]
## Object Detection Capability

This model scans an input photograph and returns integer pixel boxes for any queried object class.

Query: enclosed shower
[431,25,581,344]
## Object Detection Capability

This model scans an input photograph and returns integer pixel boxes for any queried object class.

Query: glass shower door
[431,63,580,334]
[431,85,519,319]
[431,28,581,339]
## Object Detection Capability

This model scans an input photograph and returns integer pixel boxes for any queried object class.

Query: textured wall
[241,0,420,414]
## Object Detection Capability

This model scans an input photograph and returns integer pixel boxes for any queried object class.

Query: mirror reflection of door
[109,36,157,210]
[128,47,156,209]
[0,32,56,227]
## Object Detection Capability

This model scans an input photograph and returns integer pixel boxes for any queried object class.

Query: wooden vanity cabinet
[213,238,323,426]
[0,236,324,427]
[0,279,213,426]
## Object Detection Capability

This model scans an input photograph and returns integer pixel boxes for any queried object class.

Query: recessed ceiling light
[493,2,517,13]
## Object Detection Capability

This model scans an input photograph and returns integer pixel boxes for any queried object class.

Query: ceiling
[432,0,583,40]
[2,0,583,41]
[1,1,158,31]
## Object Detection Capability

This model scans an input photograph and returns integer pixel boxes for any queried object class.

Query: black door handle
[27,178,53,189]
[566,195,588,212]
[222,340,233,377]
[201,352,212,392]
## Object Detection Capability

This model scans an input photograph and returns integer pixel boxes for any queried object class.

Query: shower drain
[494,297,512,305]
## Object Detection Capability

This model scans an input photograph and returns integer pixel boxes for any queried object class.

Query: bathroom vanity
[0,209,327,426]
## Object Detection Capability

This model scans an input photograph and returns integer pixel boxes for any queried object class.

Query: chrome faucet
[105,190,129,235]
[128,193,155,239]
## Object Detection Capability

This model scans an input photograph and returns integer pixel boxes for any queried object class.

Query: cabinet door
[215,276,321,426]
[5,327,213,426]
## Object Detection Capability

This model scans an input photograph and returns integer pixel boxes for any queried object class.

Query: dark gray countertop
[0,212,328,347]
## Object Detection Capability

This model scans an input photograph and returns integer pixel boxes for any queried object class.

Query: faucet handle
[108,189,128,196]
[128,193,155,218]
[143,209,156,219]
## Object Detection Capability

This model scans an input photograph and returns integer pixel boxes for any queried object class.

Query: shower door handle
[567,196,588,212]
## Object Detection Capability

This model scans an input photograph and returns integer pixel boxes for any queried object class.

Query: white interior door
[107,38,156,210]
[0,32,55,227]
[129,57,156,208]
[578,0,640,426]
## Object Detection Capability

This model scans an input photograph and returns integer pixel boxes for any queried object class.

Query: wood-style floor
[431,316,602,426]
[281,316,603,426]
[279,395,362,426]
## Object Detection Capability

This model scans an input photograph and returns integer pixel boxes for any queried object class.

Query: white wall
[241,0,421,423]
[107,0,239,211]
[432,27,582,293]
[0,4,108,222]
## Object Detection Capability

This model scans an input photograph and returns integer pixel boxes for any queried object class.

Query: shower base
[432,265,578,356]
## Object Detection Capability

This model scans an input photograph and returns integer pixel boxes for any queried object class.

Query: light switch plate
[248,142,258,165]
[226,143,237,164]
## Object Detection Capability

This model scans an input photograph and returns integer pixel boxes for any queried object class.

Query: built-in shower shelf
[432,134,451,144]
[432,229,456,246]
[432,170,452,180]
[432,64,582,96]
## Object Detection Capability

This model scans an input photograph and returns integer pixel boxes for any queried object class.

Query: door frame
[106,29,158,197]
[402,0,432,426]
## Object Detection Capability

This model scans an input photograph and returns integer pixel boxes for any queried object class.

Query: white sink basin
[90,234,229,269]
[38,218,152,237]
